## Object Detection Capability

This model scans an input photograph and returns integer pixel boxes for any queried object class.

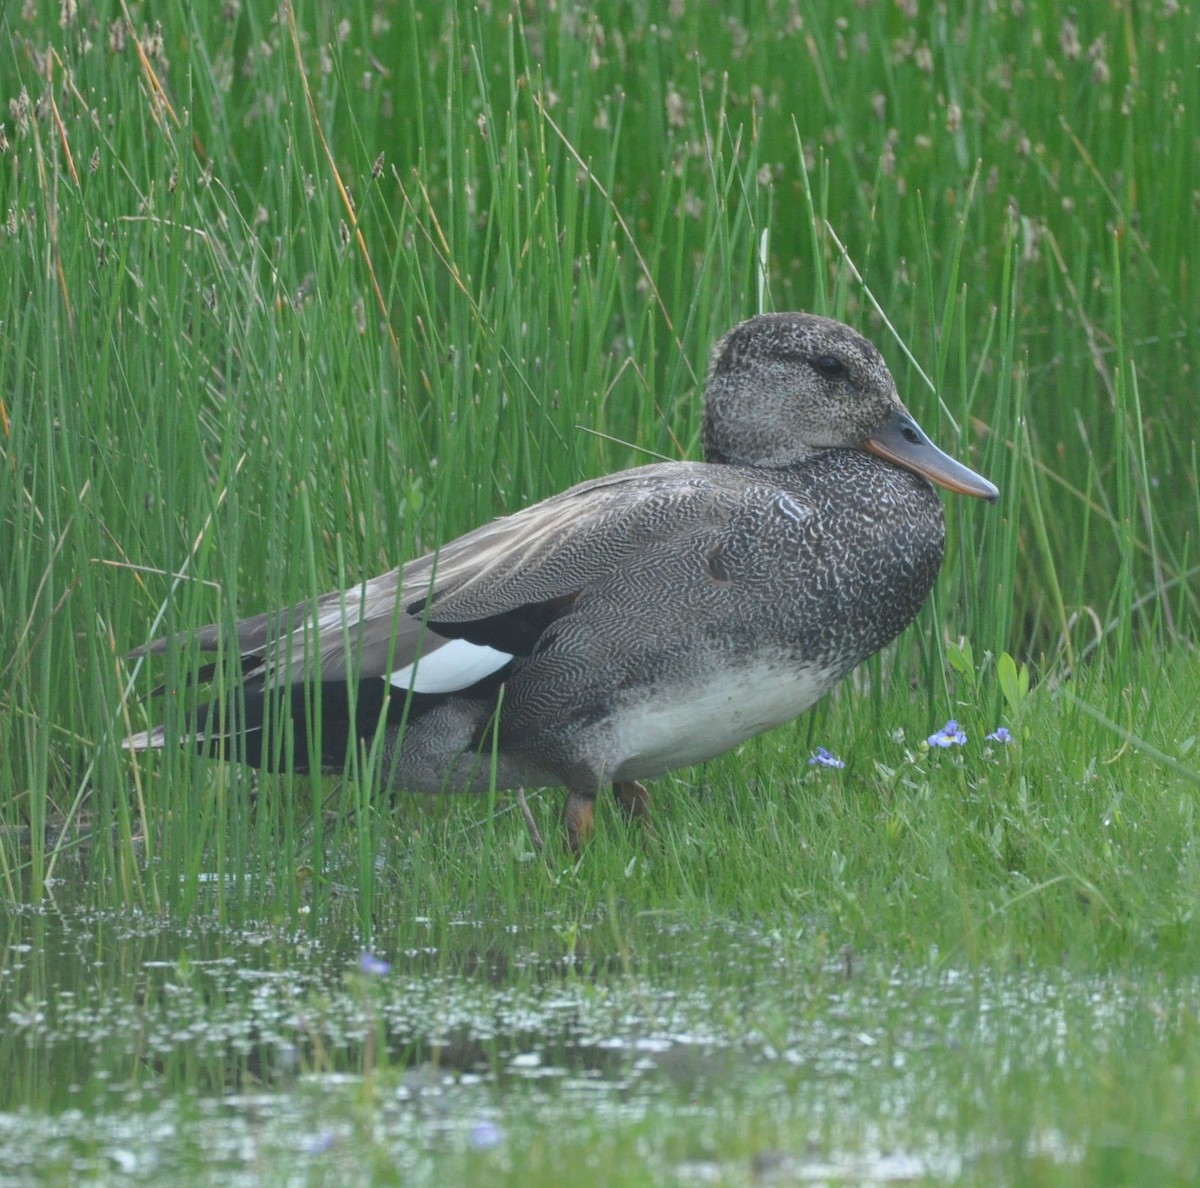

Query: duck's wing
[131,461,791,697]
[405,462,744,618]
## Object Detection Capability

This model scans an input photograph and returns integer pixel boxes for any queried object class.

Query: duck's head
[702,312,998,502]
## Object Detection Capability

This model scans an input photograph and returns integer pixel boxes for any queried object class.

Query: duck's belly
[606,659,838,782]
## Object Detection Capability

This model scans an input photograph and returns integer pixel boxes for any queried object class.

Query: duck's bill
[865,409,999,502]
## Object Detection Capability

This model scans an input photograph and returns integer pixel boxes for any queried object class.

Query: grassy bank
[0,0,1196,953]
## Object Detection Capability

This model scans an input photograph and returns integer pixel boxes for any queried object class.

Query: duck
[126,312,998,851]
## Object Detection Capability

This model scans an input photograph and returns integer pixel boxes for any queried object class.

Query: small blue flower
[468,1120,505,1150]
[986,727,1012,744]
[927,720,967,748]
[808,747,846,769]
[359,951,391,976]
[304,1130,337,1156]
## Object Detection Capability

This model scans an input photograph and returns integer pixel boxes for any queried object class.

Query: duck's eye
[810,354,847,380]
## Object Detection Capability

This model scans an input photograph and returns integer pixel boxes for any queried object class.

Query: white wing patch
[388,638,513,694]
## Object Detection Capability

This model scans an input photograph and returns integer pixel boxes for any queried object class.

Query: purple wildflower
[986,727,1012,743]
[927,720,967,748]
[808,747,846,769]
[359,951,391,976]
[468,1120,505,1150]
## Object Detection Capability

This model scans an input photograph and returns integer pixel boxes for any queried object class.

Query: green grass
[1,0,1198,966]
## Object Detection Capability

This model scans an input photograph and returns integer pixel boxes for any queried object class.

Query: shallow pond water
[1,880,1194,1186]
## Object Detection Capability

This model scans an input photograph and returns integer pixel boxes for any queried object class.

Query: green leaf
[947,639,976,687]
[998,652,1029,715]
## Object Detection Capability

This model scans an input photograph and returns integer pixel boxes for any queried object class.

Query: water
[0,885,1189,1185]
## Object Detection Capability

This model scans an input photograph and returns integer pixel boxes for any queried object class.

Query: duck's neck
[702,435,826,469]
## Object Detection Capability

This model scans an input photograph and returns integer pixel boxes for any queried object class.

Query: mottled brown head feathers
[702,313,903,467]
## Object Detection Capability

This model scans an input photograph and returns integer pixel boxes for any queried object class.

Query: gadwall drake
[127,313,998,850]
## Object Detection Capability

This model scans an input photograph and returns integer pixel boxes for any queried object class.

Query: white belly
[607,661,836,781]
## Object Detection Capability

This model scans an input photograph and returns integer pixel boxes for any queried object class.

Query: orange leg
[565,782,655,853]
[562,791,595,856]
[612,780,655,838]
